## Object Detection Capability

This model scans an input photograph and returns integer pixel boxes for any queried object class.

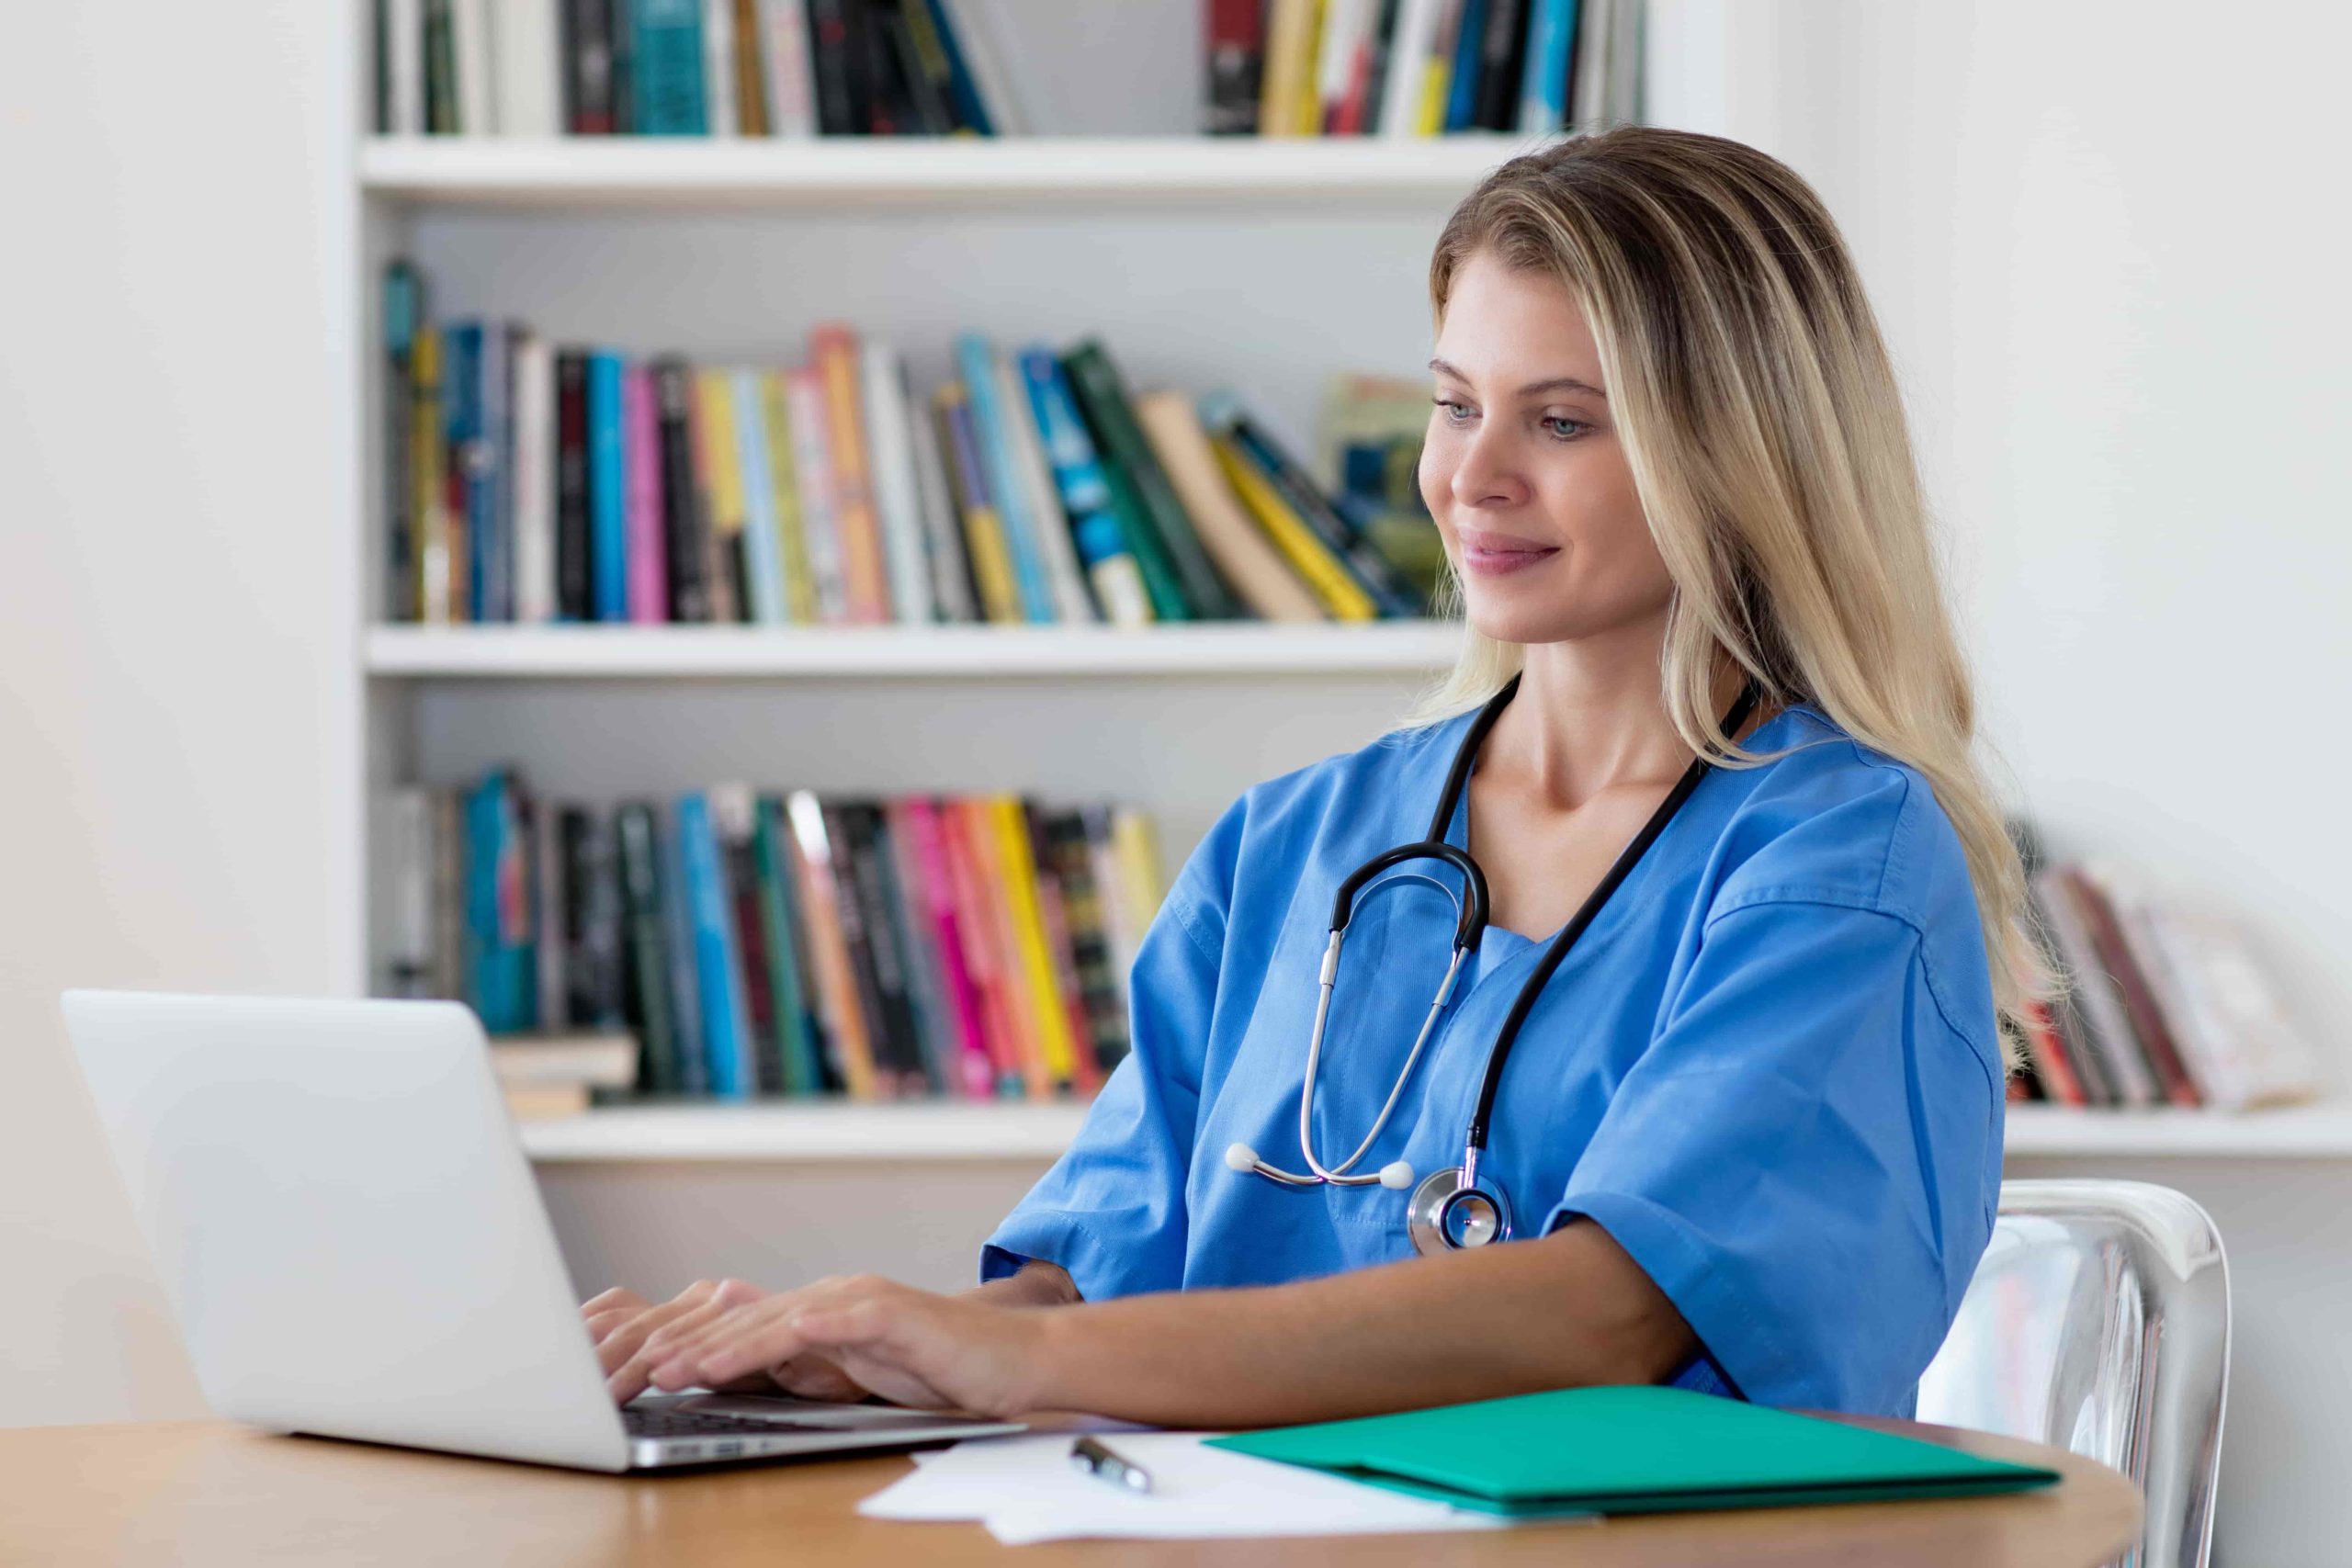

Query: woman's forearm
[1022,1220,1694,1427]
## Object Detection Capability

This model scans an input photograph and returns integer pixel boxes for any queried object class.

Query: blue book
[1018,349,1138,597]
[588,352,628,622]
[657,801,709,1096]
[1518,0,1578,132]
[919,0,995,135]
[1445,0,1490,131]
[729,369,786,625]
[465,772,536,1032]
[477,322,514,621]
[630,0,707,135]
[676,793,754,1100]
[955,334,1055,622]
[443,321,483,620]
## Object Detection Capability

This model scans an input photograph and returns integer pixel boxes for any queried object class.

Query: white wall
[0,5,360,1424]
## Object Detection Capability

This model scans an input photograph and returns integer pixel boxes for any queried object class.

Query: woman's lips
[1459,532,1561,577]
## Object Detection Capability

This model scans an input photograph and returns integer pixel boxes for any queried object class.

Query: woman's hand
[583,1280,870,1404]
[632,1273,1054,1419]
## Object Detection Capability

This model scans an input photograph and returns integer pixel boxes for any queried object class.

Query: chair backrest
[1917,1179,2229,1568]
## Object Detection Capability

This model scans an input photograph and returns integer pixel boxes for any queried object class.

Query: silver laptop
[60,989,1025,1472]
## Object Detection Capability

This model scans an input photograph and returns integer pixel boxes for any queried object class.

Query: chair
[1917,1179,2229,1568]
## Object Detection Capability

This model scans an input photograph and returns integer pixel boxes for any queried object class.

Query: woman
[587,125,2031,1429]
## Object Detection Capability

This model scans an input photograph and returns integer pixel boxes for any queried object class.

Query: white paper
[859,1430,1575,1545]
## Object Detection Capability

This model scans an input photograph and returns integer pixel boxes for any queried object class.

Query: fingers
[581,1286,650,1320]
[602,1279,766,1402]
[648,1280,906,1393]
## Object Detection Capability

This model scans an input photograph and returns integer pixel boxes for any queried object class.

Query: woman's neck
[1492,626,1749,812]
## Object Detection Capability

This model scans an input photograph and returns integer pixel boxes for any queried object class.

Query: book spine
[485,322,516,620]
[1417,0,1464,136]
[537,796,569,1029]
[851,804,941,1092]
[494,0,564,136]
[1062,339,1238,618]
[1021,350,1149,627]
[1046,807,1129,1074]
[902,798,995,1097]
[785,364,850,622]
[424,0,459,132]
[656,800,709,1093]
[728,368,786,624]
[554,350,593,619]
[430,789,465,1000]
[511,332,556,622]
[631,0,708,134]
[730,0,769,133]
[382,787,434,997]
[807,0,857,135]
[863,342,935,624]
[622,363,668,622]
[786,791,880,1098]
[954,335,1053,622]
[713,786,780,1095]
[387,0,426,135]
[939,798,1027,1096]
[652,358,712,620]
[1442,0,1487,130]
[876,802,957,1092]
[758,0,819,137]
[2031,870,2152,1106]
[692,367,748,622]
[936,383,1021,624]
[752,795,826,1095]
[888,0,958,134]
[1216,396,1420,615]
[828,803,914,1093]
[608,0,637,130]
[837,0,882,133]
[1209,430,1377,619]
[916,0,993,135]
[1204,0,1266,135]
[998,349,1100,624]
[701,0,740,134]
[1517,0,1576,133]
[588,351,629,621]
[905,373,978,622]
[810,324,892,622]
[1474,0,1526,130]
[562,0,611,132]
[989,796,1081,1094]
[615,802,684,1093]
[1024,802,1102,1094]
[676,792,752,1099]
[1134,388,1325,623]
[1377,0,1440,138]
[383,262,420,622]
[757,371,819,624]
[2066,865,2203,1108]
[453,0,497,132]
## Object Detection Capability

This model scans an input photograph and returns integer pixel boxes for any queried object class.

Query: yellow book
[956,798,1049,1096]
[989,796,1081,1092]
[1209,434,1378,620]
[411,327,452,624]
[1293,0,1328,134]
[694,368,746,621]
[1416,42,1452,136]
[810,323,892,623]
[1112,808,1168,939]
[933,383,1022,624]
[759,371,819,624]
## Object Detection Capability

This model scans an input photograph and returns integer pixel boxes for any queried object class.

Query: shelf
[364,621,1464,678]
[358,135,1543,209]
[516,1100,1091,1162]
[510,1100,2352,1164]
[2003,1101,2352,1158]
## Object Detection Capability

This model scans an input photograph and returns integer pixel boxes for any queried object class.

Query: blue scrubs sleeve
[1553,897,2004,1416]
[977,837,1225,1301]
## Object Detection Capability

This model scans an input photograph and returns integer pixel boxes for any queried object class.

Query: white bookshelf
[365,621,1466,678]
[512,1099,2352,1164]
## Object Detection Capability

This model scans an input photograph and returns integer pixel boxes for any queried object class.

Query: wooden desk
[0,1414,2137,1566]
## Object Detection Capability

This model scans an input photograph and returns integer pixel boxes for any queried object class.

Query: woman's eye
[1431,397,1473,425]
[1543,416,1589,441]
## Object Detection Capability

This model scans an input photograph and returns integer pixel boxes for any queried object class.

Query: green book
[1060,340,1241,621]
[752,795,826,1098]
[1206,1386,2060,1518]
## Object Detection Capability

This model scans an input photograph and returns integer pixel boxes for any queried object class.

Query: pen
[1070,1434,1154,1495]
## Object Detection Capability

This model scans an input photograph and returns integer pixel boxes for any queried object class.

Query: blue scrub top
[980,699,2006,1418]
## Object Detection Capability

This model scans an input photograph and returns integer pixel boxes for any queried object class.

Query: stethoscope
[1223,671,1760,1256]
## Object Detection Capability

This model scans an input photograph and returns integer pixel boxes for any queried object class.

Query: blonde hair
[1401,126,2045,1041]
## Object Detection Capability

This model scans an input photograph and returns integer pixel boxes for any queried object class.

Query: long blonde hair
[1401,125,2044,1038]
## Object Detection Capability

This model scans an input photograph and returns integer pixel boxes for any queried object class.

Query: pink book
[622,365,667,624]
[902,796,996,1100]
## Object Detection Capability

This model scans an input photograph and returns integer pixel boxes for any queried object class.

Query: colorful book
[752,795,828,1095]
[1203,389,1420,615]
[904,373,979,623]
[729,367,787,624]
[864,341,936,625]
[955,334,1056,622]
[1136,389,1326,622]
[1022,349,1148,626]
[588,351,629,622]
[785,366,850,622]
[676,792,754,1098]
[786,789,880,1100]
[756,371,820,625]
[693,367,751,622]
[995,345,1098,623]
[898,797,996,1098]
[1209,429,1377,619]
[1062,339,1238,619]
[812,323,894,623]
[936,384,1021,624]
[631,0,708,134]
[622,364,669,624]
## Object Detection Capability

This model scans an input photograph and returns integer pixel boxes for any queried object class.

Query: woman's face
[1420,248,1673,648]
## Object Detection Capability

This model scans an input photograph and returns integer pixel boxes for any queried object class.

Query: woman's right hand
[583,1280,871,1404]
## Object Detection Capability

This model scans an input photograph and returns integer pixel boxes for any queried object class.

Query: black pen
[1069,1434,1155,1495]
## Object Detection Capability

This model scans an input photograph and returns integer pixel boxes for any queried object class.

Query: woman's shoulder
[1707,701,1979,944]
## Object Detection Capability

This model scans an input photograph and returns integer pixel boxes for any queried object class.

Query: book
[632,0,708,134]
[863,341,937,625]
[758,0,820,136]
[1204,0,1267,135]
[752,794,829,1095]
[729,367,787,624]
[785,365,851,621]
[588,351,629,621]
[555,350,593,619]
[812,328,892,622]
[1204,389,1420,615]
[492,0,565,136]
[488,1031,640,1088]
[1022,350,1147,626]
[1062,340,1241,620]
[677,792,755,1097]
[956,335,1055,622]
[936,382,1022,624]
[511,330,557,622]
[786,789,881,1099]
[904,370,980,623]
[615,801,687,1093]
[711,784,780,1093]
[1135,389,1326,623]
[756,370,820,624]
[383,262,422,622]
[995,345,1099,624]
[622,363,670,623]
[652,357,713,620]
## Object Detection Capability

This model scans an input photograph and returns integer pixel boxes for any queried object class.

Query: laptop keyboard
[623,1406,831,1438]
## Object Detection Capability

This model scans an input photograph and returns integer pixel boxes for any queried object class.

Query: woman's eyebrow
[1428,357,1608,400]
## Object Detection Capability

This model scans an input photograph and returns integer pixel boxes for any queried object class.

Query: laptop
[59,989,1027,1472]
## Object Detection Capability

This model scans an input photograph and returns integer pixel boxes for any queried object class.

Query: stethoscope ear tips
[1377,1160,1416,1190]
[1224,1143,1261,1173]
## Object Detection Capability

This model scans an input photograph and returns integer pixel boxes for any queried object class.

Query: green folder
[1204,1386,2060,1518]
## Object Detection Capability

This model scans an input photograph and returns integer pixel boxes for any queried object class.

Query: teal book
[630,0,707,135]
[955,333,1056,623]
[676,793,753,1099]
[1208,1385,2060,1518]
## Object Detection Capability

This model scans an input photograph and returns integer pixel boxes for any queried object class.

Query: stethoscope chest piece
[1407,1166,1515,1256]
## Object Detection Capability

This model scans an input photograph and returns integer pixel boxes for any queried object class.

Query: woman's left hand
[638,1273,1052,1418]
